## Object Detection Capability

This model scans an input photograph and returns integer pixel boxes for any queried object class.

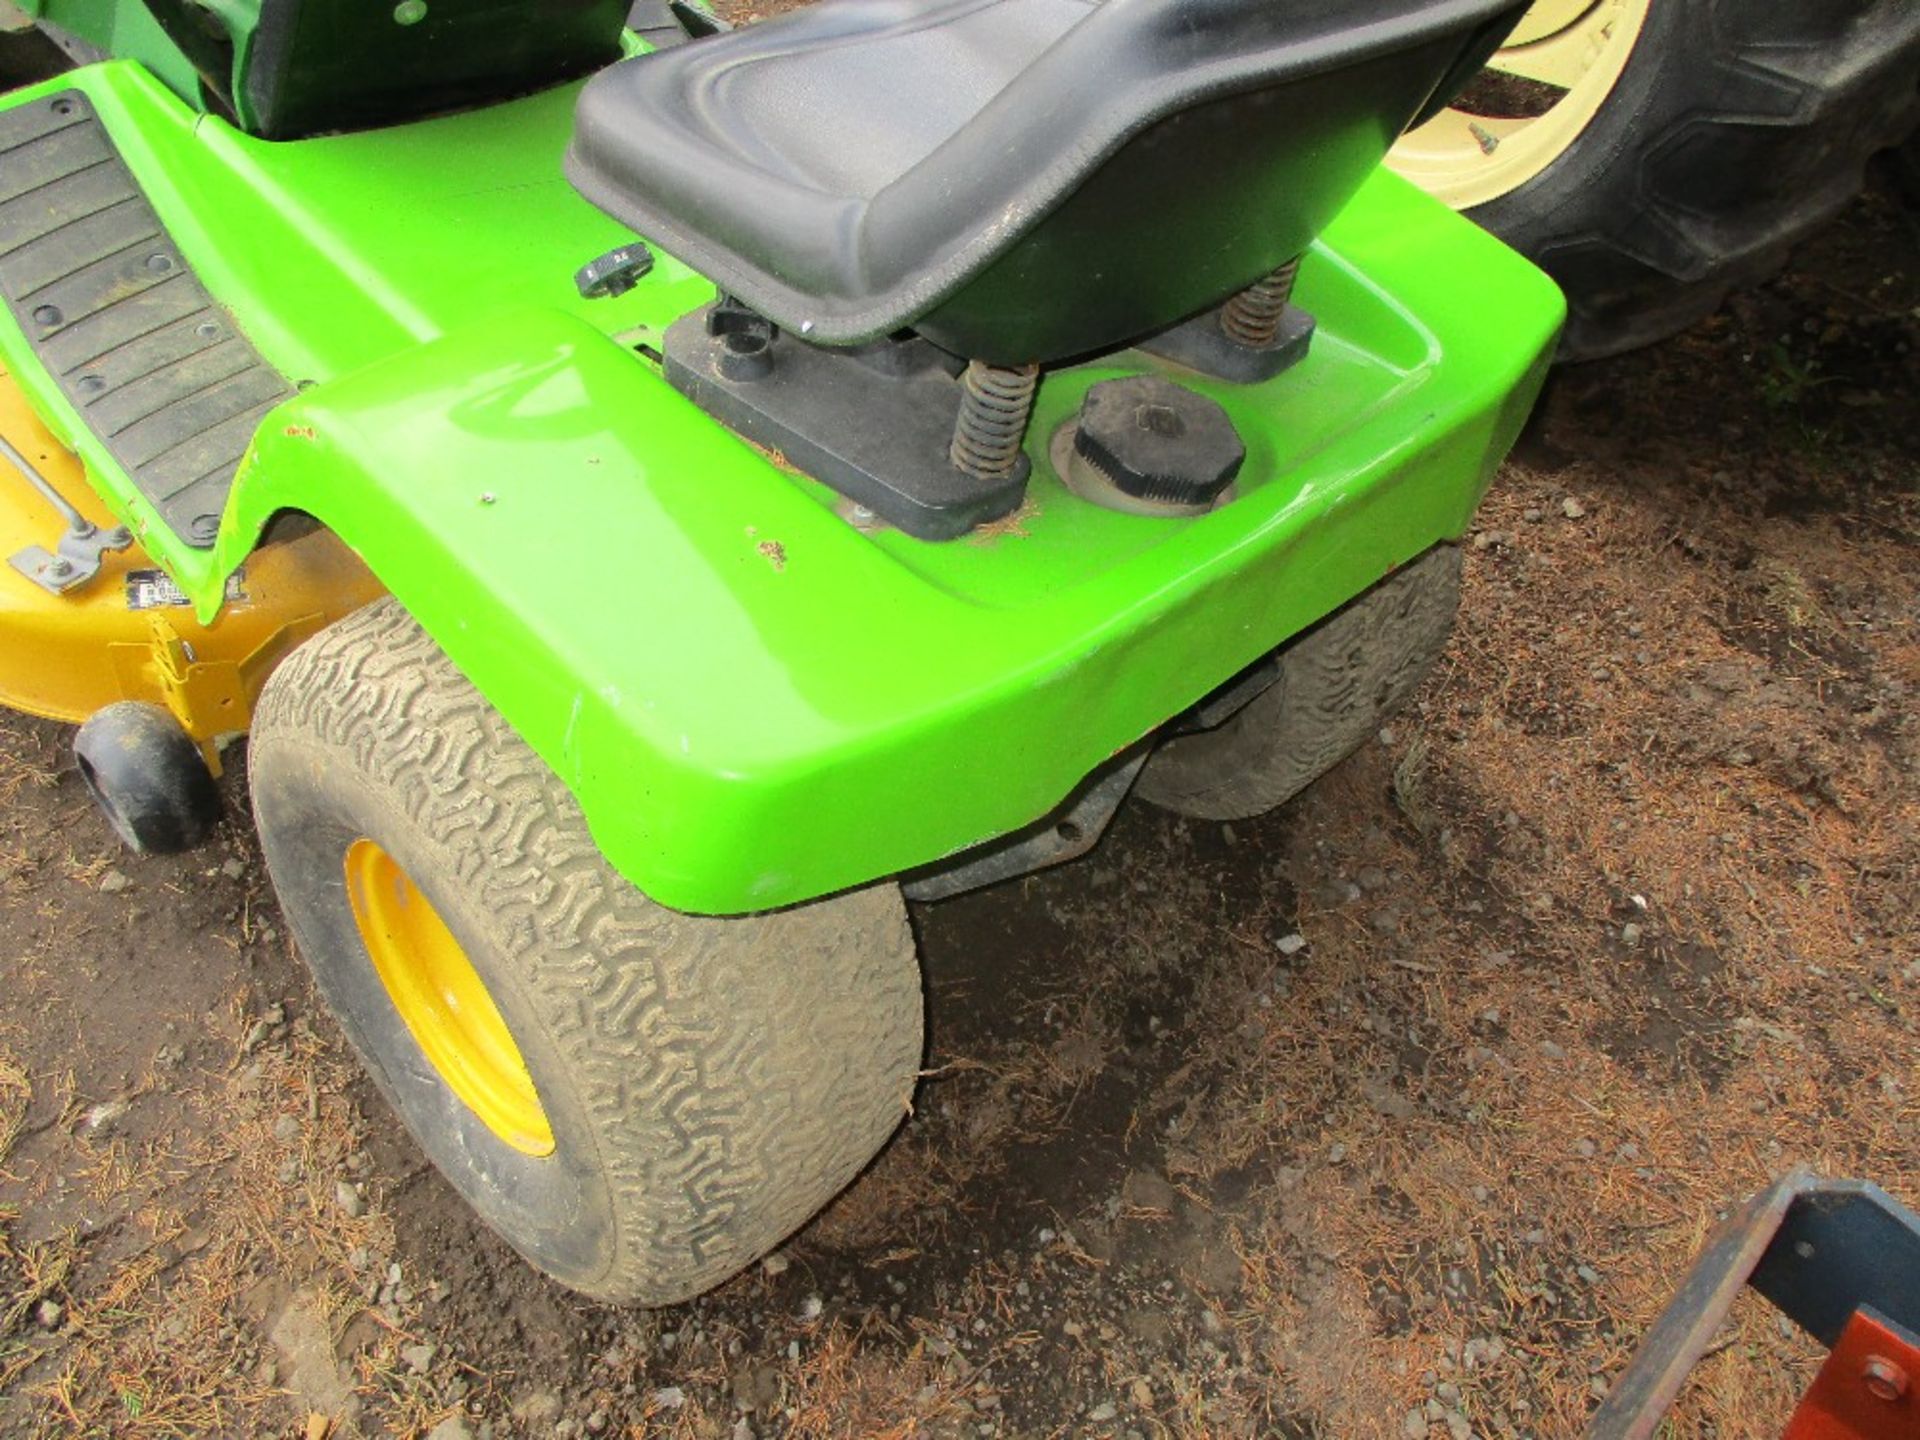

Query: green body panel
[0,63,1562,914]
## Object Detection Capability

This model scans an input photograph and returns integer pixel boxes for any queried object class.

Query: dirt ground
[3,30,1919,1440]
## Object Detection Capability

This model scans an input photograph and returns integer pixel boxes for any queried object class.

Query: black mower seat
[567,0,1522,364]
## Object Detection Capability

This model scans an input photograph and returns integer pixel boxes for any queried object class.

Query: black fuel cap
[1071,376,1246,513]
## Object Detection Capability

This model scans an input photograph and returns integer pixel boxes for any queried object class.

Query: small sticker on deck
[125,569,248,611]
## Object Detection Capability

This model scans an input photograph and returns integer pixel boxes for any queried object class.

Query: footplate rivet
[1862,1356,1909,1402]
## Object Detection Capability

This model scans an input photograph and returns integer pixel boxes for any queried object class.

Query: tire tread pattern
[1136,546,1462,822]
[1476,1,1920,360]
[251,599,922,1304]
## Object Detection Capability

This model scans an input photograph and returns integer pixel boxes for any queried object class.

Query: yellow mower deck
[0,370,381,770]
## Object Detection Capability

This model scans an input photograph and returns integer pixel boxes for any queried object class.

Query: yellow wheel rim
[1388,0,1653,209]
[344,839,555,1157]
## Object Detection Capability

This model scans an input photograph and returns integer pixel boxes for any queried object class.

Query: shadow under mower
[0,0,1562,1304]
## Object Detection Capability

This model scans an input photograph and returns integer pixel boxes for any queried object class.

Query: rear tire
[1137,545,1461,822]
[250,598,923,1305]
[1397,0,1920,360]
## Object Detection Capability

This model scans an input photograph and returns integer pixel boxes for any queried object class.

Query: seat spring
[1220,258,1301,349]
[950,360,1041,480]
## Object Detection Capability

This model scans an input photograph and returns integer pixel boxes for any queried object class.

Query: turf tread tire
[250,598,922,1305]
[1136,545,1461,822]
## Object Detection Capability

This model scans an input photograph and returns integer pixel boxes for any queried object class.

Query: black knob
[575,242,655,300]
[1071,376,1245,512]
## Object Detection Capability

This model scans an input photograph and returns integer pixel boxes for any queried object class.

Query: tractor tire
[249,598,922,1306]
[1136,545,1461,822]
[1391,0,1920,361]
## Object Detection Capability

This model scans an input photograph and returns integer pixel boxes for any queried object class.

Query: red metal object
[1590,1172,1920,1440]
[1588,1169,1810,1440]
[1782,1309,1920,1440]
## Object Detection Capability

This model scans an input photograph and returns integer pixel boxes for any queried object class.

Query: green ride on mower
[0,0,1562,1304]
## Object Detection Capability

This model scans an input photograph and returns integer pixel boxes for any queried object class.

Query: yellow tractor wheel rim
[1388,0,1653,209]
[344,839,555,1157]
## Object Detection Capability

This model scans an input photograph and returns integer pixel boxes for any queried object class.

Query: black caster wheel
[74,701,222,854]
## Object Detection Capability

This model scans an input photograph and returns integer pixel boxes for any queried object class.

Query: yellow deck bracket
[104,611,329,774]
[0,373,383,752]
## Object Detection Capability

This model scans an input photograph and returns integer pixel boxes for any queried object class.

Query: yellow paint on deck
[0,370,383,767]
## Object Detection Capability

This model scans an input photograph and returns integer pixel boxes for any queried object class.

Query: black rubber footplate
[0,90,290,547]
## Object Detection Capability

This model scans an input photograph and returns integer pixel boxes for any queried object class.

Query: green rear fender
[0,57,1560,916]
[224,312,987,913]
[219,284,1554,917]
